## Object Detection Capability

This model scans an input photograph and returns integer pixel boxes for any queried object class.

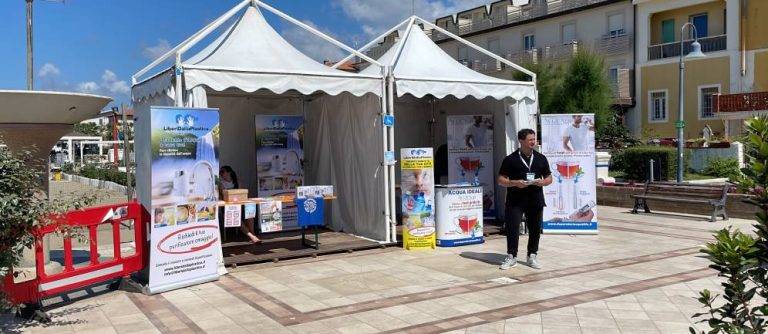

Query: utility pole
[26,0,33,90]
[121,104,132,200]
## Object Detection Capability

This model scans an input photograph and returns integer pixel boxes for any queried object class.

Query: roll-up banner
[540,114,598,234]
[400,148,436,250]
[255,115,304,230]
[447,115,496,218]
[148,107,222,294]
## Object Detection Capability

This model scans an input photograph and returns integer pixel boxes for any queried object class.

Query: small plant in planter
[707,140,732,148]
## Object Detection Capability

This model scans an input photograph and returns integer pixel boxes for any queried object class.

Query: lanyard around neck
[519,151,533,171]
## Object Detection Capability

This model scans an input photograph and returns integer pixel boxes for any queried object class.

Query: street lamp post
[676,22,706,183]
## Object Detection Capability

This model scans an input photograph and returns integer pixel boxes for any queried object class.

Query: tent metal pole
[387,67,397,244]
[380,65,391,244]
[332,16,412,69]
[175,54,183,107]
[253,0,382,67]
[133,0,250,84]
[389,17,417,69]
[418,18,537,82]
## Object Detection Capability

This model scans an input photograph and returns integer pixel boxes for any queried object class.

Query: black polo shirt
[498,149,551,207]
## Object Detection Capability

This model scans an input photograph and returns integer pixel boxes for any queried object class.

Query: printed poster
[255,116,304,230]
[243,203,257,220]
[400,148,436,250]
[259,200,283,233]
[435,186,484,247]
[223,205,241,227]
[541,114,598,234]
[446,115,495,218]
[149,107,222,294]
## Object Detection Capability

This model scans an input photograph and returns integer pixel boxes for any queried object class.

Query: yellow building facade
[633,0,768,139]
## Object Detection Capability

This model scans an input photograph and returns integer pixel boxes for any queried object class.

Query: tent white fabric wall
[132,1,391,243]
[348,18,540,223]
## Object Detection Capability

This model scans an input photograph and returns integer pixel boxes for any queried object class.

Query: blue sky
[0,0,489,109]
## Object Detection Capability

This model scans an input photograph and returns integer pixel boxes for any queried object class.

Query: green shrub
[73,164,134,187]
[613,146,686,181]
[1,148,93,311]
[702,157,740,179]
[691,116,768,333]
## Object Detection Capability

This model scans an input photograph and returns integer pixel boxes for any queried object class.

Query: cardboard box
[223,189,249,202]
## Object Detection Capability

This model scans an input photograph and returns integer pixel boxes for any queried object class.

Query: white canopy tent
[131,0,396,243]
[339,17,538,230]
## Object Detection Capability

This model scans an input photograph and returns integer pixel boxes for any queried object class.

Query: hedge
[63,163,135,187]
[611,146,687,181]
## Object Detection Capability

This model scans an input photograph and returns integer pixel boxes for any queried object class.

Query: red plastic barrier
[3,201,147,304]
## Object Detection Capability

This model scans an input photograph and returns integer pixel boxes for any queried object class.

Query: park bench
[630,181,731,222]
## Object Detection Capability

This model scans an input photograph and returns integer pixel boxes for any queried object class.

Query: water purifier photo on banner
[446,115,496,218]
[148,107,222,294]
[400,148,436,250]
[255,115,304,230]
[541,114,598,234]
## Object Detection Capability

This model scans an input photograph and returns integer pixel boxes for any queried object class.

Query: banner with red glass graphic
[541,114,598,234]
[446,115,495,218]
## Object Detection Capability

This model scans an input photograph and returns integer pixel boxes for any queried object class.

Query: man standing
[497,129,553,269]
[563,115,594,152]
[465,116,493,149]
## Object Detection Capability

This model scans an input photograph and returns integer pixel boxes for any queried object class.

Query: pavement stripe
[381,267,714,334]
[600,216,719,233]
[280,246,701,325]
[127,292,206,333]
[215,274,302,325]
[600,224,712,242]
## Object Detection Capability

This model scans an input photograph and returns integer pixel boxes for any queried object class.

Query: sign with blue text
[540,114,598,234]
[148,107,222,294]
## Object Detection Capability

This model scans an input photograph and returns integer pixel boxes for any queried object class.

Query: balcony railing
[611,68,633,106]
[647,34,727,60]
[428,0,615,42]
[543,41,579,61]
[714,92,768,113]
[596,33,633,56]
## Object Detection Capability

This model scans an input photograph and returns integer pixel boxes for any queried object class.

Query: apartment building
[428,0,635,112]
[634,0,768,139]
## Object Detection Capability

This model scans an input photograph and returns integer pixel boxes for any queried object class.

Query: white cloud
[38,63,60,77]
[282,20,346,62]
[142,38,172,60]
[334,0,490,37]
[101,70,131,95]
[76,82,100,93]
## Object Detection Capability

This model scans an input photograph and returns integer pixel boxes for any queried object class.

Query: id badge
[526,173,536,181]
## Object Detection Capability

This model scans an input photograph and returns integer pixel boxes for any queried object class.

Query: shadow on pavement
[459,251,506,266]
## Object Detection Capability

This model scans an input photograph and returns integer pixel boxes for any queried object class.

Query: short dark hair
[517,128,535,140]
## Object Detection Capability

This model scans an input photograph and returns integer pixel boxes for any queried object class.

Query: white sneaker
[527,254,541,269]
[499,255,517,270]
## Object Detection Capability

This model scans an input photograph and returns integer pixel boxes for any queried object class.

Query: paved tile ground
[1,205,758,334]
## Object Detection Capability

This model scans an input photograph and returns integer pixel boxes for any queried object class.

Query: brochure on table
[435,185,484,247]
[447,115,496,218]
[540,114,598,234]
[400,148,436,250]
[148,107,222,294]
[255,115,304,231]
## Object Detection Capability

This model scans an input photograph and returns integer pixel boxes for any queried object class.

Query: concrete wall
[597,184,759,220]
[649,2,726,45]
[436,1,634,77]
[746,0,768,51]
[687,142,744,172]
[639,55,730,138]
[754,50,768,92]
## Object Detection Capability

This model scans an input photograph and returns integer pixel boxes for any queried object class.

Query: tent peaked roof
[132,4,381,102]
[361,23,535,101]
[185,6,363,78]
